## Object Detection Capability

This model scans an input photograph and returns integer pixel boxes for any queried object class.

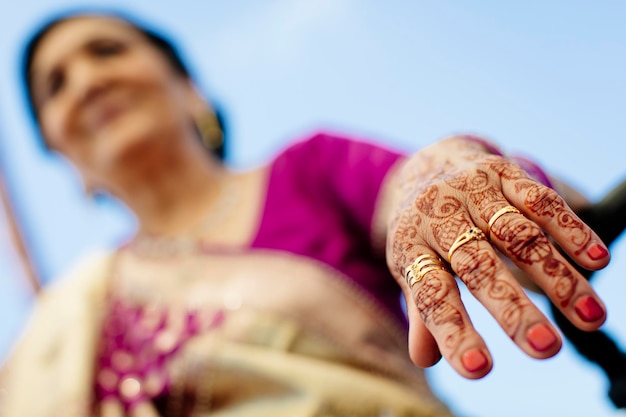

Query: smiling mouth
[84,92,134,133]
[92,105,127,131]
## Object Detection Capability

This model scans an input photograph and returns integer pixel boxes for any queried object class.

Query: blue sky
[1,1,625,416]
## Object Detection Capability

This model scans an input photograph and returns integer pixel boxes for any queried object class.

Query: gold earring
[195,111,223,150]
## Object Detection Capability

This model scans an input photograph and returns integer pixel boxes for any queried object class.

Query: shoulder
[272,130,405,166]
[42,250,114,304]
[8,250,113,351]
[279,130,399,152]
[0,250,113,416]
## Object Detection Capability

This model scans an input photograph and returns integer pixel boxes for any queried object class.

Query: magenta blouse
[252,132,405,322]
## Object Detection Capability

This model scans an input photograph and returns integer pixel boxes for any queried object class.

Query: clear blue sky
[1,2,625,416]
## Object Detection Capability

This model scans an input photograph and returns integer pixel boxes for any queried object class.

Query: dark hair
[22,9,226,160]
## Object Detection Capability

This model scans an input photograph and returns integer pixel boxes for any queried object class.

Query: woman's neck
[105,136,233,237]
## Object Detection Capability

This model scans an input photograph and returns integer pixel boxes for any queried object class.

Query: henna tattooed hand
[386,135,610,379]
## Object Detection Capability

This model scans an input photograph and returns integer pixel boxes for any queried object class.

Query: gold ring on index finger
[447,227,487,263]
[487,205,521,240]
[404,254,448,288]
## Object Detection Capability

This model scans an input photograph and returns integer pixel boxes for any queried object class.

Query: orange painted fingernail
[575,296,604,322]
[461,349,488,372]
[527,324,558,352]
[587,244,608,260]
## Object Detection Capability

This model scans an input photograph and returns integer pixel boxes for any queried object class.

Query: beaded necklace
[94,182,239,412]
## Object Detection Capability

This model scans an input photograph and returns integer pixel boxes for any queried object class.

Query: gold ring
[447,227,487,263]
[404,254,448,288]
[487,206,521,240]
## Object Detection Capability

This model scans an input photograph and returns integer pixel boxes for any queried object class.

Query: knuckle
[454,247,499,292]
[543,257,578,307]
[387,215,423,273]
[488,281,530,337]
[411,276,469,352]
[524,183,563,216]
[413,276,453,319]
[500,220,551,264]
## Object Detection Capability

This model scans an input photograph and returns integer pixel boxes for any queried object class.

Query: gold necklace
[128,181,238,258]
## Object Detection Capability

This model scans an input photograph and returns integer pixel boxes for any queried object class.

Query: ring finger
[403,245,493,379]
[486,207,606,330]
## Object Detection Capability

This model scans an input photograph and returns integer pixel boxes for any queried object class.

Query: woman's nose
[67,59,108,105]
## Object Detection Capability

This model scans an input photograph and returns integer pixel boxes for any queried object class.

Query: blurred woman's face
[30,16,195,177]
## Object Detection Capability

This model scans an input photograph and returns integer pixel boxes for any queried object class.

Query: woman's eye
[90,40,126,57]
[47,69,64,97]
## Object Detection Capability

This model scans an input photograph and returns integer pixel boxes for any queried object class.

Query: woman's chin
[89,110,180,173]
[100,135,175,177]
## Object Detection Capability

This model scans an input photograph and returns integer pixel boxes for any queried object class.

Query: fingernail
[587,243,608,260]
[575,296,604,322]
[461,349,488,372]
[526,323,558,352]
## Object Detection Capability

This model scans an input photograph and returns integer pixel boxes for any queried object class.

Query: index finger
[496,161,610,270]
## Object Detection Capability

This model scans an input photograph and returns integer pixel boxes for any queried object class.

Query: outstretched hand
[386,136,610,379]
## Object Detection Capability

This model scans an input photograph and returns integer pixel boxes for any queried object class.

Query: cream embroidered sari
[0,248,455,417]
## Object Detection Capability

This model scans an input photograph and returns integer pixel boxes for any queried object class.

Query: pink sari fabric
[252,132,405,322]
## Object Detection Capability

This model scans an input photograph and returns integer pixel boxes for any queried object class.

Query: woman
[0,11,610,416]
